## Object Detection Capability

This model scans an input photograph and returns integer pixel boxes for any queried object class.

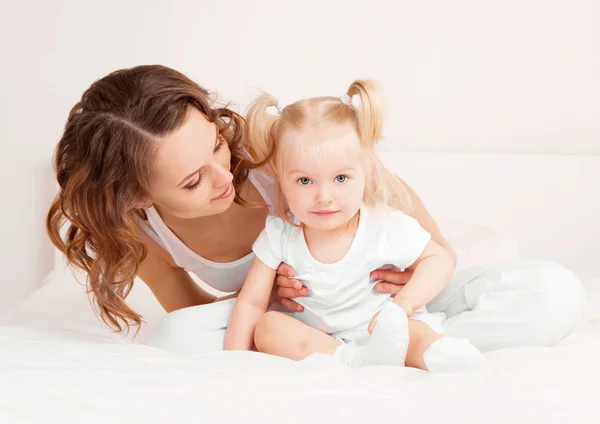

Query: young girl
[224,80,487,371]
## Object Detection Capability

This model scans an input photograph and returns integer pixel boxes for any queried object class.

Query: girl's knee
[254,312,323,359]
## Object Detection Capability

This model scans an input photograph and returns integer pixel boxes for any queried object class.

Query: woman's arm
[370,177,457,292]
[136,228,216,312]
[224,257,277,351]
[398,176,457,263]
[392,240,455,314]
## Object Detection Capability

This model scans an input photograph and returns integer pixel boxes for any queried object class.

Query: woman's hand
[371,268,413,295]
[273,263,307,312]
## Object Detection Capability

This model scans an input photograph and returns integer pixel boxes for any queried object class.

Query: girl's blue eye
[335,175,347,183]
[298,177,311,185]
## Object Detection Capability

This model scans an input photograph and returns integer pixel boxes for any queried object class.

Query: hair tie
[340,94,360,109]
[266,103,284,116]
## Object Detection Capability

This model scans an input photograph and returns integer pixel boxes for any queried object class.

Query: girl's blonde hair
[246,80,411,219]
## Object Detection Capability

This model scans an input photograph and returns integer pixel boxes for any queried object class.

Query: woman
[47,65,584,353]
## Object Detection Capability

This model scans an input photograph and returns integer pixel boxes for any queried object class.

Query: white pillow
[0,258,167,342]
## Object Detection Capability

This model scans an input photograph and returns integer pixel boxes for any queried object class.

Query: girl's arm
[392,240,455,315]
[224,257,277,351]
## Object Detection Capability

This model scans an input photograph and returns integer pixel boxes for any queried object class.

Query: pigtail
[345,80,412,213]
[346,80,384,149]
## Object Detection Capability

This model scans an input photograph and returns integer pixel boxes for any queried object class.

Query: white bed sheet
[1,278,598,423]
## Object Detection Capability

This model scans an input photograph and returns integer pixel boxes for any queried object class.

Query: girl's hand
[371,268,413,295]
[273,263,308,312]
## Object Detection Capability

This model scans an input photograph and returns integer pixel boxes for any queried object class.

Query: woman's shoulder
[248,168,279,211]
[249,167,277,189]
[135,222,179,268]
[264,214,287,231]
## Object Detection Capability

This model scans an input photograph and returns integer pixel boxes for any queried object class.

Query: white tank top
[142,170,278,293]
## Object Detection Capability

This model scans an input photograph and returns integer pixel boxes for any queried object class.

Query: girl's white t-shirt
[252,205,431,334]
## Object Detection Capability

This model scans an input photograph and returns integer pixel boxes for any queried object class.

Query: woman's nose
[212,162,233,187]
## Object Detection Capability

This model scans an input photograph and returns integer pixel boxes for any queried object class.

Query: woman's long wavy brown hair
[46,65,252,333]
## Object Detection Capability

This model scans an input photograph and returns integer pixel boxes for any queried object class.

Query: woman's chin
[206,192,237,215]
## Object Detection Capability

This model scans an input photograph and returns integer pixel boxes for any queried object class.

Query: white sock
[333,303,409,367]
[423,336,489,373]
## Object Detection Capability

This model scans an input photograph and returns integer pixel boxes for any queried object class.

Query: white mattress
[1,274,599,423]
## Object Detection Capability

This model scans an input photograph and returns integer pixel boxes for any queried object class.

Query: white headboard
[379,151,599,278]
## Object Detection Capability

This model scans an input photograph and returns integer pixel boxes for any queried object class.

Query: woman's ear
[134,197,152,209]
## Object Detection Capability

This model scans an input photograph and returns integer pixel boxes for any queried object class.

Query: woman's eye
[185,174,202,191]
[214,135,225,152]
[297,177,311,185]
[335,175,348,183]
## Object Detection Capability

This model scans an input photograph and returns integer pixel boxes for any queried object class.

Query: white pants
[146,261,586,354]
